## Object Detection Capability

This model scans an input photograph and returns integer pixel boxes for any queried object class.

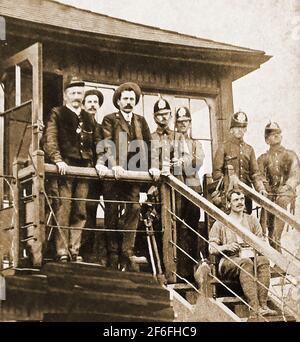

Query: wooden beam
[43,163,153,182]
[238,181,300,233]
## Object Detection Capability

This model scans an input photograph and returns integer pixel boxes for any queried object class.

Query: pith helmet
[265,121,281,139]
[153,97,171,115]
[175,106,191,122]
[230,111,248,129]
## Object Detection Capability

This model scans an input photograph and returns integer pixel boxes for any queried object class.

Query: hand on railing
[95,164,108,178]
[56,161,68,175]
[149,168,160,182]
[112,166,125,180]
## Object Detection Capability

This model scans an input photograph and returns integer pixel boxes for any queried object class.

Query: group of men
[42,77,203,272]
[208,109,300,318]
[42,76,300,315]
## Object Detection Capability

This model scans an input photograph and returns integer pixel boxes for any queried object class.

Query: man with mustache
[43,76,98,262]
[209,188,277,318]
[213,111,267,214]
[258,122,300,253]
[95,82,160,271]
[81,89,107,264]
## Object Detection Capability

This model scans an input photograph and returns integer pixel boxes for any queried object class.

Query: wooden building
[1,1,300,324]
[0,0,271,203]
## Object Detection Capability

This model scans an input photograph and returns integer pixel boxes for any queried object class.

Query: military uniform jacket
[43,106,98,164]
[96,111,152,171]
[151,127,191,172]
[257,145,300,193]
[213,137,264,191]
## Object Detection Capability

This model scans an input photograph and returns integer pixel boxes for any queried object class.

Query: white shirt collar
[66,103,81,116]
[120,110,133,122]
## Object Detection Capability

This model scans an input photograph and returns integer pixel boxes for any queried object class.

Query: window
[85,81,213,180]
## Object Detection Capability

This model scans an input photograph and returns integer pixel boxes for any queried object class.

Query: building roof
[0,0,263,54]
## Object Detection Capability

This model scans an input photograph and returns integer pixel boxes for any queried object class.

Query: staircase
[168,272,297,322]
[0,262,174,322]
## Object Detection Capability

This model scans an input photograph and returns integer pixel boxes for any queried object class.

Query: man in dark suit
[96,82,159,271]
[43,77,98,262]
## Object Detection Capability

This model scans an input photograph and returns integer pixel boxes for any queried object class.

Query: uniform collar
[66,103,81,116]
[269,144,284,153]
[156,126,172,135]
[120,110,133,122]
[229,136,244,145]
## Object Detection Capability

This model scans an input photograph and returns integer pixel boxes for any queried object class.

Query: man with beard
[81,89,107,264]
[213,111,267,214]
[43,77,98,262]
[258,122,300,253]
[209,189,277,318]
[95,82,160,271]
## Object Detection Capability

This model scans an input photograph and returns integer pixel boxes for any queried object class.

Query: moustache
[124,104,133,109]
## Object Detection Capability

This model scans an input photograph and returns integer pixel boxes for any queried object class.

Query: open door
[0,43,43,267]
[0,42,43,206]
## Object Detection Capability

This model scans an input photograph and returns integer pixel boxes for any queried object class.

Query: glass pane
[20,60,33,104]
[197,139,213,186]
[197,139,212,222]
[190,99,211,140]
[142,94,158,133]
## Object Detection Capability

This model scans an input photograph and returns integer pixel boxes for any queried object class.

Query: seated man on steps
[209,188,277,318]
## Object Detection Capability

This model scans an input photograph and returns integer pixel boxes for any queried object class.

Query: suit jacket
[43,106,98,164]
[96,111,152,171]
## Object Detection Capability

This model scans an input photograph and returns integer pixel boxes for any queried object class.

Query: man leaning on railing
[209,188,277,318]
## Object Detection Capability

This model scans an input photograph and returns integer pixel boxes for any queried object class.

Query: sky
[56,0,300,156]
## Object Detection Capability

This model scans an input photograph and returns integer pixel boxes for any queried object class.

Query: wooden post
[29,150,45,267]
[12,159,24,268]
[218,70,234,143]
[160,182,176,283]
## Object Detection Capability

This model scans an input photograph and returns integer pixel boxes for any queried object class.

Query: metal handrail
[166,174,300,277]
[238,180,300,233]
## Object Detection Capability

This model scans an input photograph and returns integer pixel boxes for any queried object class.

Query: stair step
[46,286,174,320]
[42,262,158,284]
[43,311,172,322]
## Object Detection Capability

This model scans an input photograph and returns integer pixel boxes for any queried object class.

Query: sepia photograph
[0,0,299,326]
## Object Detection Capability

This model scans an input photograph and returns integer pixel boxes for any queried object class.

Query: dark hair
[226,188,244,202]
[83,89,104,106]
[117,86,136,99]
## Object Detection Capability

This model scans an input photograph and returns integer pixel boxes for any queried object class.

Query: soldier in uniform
[151,97,190,175]
[213,111,267,214]
[43,76,98,262]
[150,99,192,278]
[95,82,160,271]
[175,106,205,278]
[81,89,107,264]
[258,122,300,252]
